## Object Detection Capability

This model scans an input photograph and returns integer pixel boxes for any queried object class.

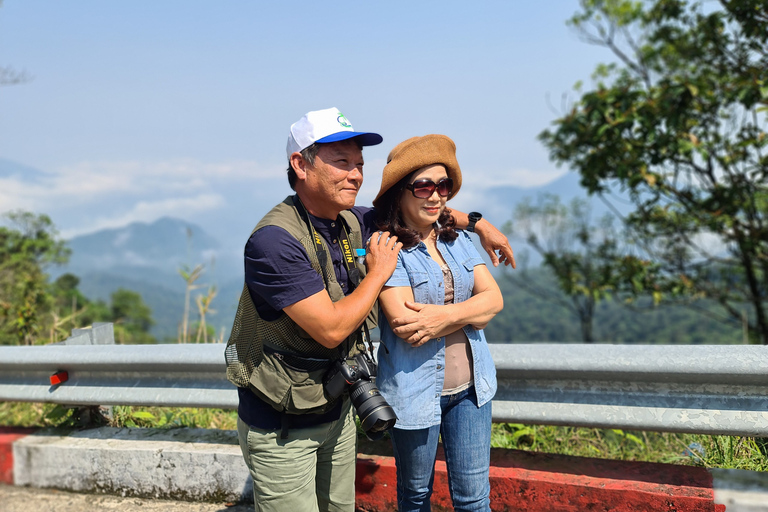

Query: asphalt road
[0,484,253,512]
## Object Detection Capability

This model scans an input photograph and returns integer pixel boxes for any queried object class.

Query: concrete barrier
[2,427,767,510]
[1,428,36,485]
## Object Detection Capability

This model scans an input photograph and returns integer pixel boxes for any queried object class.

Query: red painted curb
[355,448,720,511]
[2,428,726,510]
[0,427,37,485]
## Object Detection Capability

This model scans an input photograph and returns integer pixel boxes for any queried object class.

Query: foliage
[49,273,105,340]
[485,266,743,344]
[109,289,155,344]
[0,212,70,345]
[3,402,765,471]
[178,263,204,343]
[505,195,659,342]
[0,402,238,430]
[194,286,221,343]
[491,423,768,471]
[540,0,768,342]
[108,406,237,430]
[0,211,156,345]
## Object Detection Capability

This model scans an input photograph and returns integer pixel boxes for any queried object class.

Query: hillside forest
[0,207,750,346]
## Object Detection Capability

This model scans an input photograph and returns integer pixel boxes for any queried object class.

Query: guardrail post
[60,322,115,346]
[55,323,116,425]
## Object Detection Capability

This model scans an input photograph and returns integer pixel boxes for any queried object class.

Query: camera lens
[349,380,397,439]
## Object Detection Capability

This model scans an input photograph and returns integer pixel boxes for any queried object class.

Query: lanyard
[293,196,360,291]
[293,196,373,355]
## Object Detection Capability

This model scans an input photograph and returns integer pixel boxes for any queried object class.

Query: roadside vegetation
[2,401,766,472]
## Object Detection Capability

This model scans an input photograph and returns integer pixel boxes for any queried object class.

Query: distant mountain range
[49,213,741,346]
[63,216,223,278]
[9,157,617,341]
[51,217,244,341]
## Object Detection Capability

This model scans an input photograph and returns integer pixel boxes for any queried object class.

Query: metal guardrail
[489,344,768,436]
[0,343,236,410]
[1,333,767,436]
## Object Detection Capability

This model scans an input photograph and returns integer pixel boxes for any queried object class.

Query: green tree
[110,289,155,344]
[0,211,70,345]
[48,273,91,342]
[539,0,768,343]
[506,195,657,342]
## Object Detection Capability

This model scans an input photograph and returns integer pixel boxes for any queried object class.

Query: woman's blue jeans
[389,387,492,512]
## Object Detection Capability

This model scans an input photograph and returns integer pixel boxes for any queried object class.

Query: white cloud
[1,158,284,237]
[2,159,275,204]
[2,157,566,243]
[53,159,273,195]
[481,168,567,188]
[0,179,44,211]
[58,194,226,239]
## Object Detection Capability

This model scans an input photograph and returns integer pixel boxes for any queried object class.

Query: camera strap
[336,221,379,362]
[293,196,368,359]
[293,196,333,291]
[333,215,379,362]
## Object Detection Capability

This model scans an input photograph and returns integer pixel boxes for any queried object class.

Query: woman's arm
[464,264,503,330]
[379,264,503,347]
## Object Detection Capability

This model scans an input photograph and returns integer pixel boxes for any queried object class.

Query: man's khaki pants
[236,402,357,512]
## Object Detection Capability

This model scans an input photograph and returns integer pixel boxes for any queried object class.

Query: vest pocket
[248,351,336,415]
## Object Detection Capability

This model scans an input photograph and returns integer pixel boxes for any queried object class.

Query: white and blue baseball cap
[286,107,383,158]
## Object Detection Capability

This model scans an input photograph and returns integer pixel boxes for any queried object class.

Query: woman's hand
[390,301,454,347]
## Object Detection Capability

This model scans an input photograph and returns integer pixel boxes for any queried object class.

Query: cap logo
[337,114,352,128]
[287,107,381,159]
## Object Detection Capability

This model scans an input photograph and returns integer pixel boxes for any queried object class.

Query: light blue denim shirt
[376,230,498,430]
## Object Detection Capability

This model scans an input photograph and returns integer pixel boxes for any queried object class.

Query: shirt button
[436,364,442,370]
[435,393,440,398]
[438,282,443,287]
[331,222,336,227]
[332,239,337,244]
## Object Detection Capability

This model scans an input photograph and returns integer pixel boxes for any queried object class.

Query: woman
[372,134,503,512]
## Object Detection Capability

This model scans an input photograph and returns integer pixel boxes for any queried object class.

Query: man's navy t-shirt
[238,202,378,429]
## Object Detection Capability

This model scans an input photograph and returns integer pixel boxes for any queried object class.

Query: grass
[491,422,768,471]
[2,402,766,472]
[0,402,238,431]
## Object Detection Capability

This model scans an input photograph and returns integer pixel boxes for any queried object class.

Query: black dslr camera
[323,352,397,439]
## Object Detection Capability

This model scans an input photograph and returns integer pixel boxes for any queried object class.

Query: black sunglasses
[405,177,454,199]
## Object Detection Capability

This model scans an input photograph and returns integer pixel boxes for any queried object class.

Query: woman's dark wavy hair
[375,171,458,249]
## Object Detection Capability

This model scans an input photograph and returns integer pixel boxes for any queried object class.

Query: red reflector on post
[50,371,68,386]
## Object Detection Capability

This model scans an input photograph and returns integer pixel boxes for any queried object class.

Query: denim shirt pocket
[458,257,476,302]
[408,270,430,304]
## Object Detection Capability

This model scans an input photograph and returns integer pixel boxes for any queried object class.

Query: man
[225,107,515,512]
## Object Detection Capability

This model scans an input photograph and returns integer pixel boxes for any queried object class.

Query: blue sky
[0,0,610,247]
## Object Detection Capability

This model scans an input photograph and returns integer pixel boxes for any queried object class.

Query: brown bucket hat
[372,134,462,209]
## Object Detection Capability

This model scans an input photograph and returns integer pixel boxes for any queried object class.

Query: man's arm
[283,231,402,348]
[357,206,515,268]
[452,209,516,268]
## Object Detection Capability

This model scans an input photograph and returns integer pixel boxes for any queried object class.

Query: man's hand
[364,231,402,280]
[283,231,401,349]
[475,219,516,268]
